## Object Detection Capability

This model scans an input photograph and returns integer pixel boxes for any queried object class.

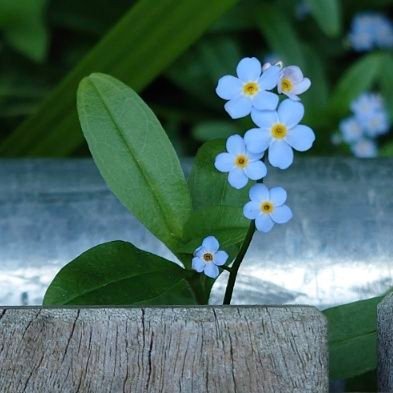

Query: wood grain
[0,306,328,392]
[378,293,393,392]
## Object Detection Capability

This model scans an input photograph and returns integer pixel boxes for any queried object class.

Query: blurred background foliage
[0,0,392,158]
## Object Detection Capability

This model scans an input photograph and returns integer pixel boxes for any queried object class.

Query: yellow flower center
[271,123,288,139]
[260,201,274,214]
[242,82,260,96]
[234,154,249,169]
[203,252,213,262]
[280,78,293,93]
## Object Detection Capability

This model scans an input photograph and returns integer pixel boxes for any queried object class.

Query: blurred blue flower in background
[348,12,393,51]
[338,92,391,157]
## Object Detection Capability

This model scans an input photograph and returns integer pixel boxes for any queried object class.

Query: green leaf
[378,53,393,121]
[43,241,196,305]
[0,0,238,157]
[0,0,48,62]
[329,53,384,119]
[304,0,342,37]
[192,121,238,142]
[77,73,191,253]
[256,3,305,67]
[324,296,382,379]
[188,139,251,210]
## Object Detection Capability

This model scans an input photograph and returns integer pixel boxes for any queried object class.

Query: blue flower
[351,138,378,158]
[348,13,393,51]
[243,184,292,233]
[339,117,363,144]
[216,57,280,119]
[215,135,267,189]
[192,236,228,278]
[277,66,311,101]
[244,99,315,169]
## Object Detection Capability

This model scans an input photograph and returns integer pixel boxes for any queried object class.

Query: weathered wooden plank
[0,306,327,393]
[378,293,393,392]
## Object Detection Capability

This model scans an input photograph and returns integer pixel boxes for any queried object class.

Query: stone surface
[378,292,393,392]
[0,306,328,393]
[0,158,393,307]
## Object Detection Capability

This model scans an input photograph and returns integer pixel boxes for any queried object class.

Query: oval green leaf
[43,241,196,305]
[77,73,191,253]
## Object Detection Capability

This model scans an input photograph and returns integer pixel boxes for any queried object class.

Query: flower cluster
[337,92,390,158]
[192,57,315,278]
[348,12,393,52]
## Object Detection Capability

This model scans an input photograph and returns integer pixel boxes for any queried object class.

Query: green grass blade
[0,0,238,157]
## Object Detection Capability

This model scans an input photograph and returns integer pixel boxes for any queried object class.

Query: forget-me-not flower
[243,184,292,233]
[192,236,228,279]
[277,66,311,101]
[339,117,363,144]
[215,135,267,189]
[348,13,393,51]
[244,99,315,169]
[216,57,280,119]
[351,138,378,158]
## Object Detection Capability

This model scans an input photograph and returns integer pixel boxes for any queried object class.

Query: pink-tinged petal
[252,91,279,111]
[192,257,205,272]
[204,263,219,279]
[202,236,219,253]
[282,66,303,82]
[236,57,262,81]
[268,140,294,169]
[259,65,280,90]
[249,183,269,202]
[277,99,304,128]
[226,134,245,154]
[286,125,315,152]
[228,168,248,189]
[251,110,279,129]
[270,205,293,224]
[269,187,287,206]
[216,75,242,100]
[224,97,252,119]
[292,78,311,95]
[214,251,228,266]
[215,152,234,173]
[243,201,260,220]
[244,160,267,180]
[255,215,274,233]
[244,128,271,154]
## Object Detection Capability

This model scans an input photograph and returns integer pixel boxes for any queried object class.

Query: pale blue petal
[202,236,219,253]
[228,168,248,189]
[225,97,252,119]
[192,257,205,272]
[255,215,274,233]
[251,110,279,129]
[292,78,311,95]
[286,125,315,151]
[282,66,303,82]
[244,128,271,154]
[248,151,264,161]
[277,99,304,128]
[216,75,242,100]
[244,160,267,180]
[259,65,280,90]
[268,140,294,169]
[252,91,279,111]
[214,152,234,173]
[270,205,293,224]
[226,134,245,154]
[243,201,260,220]
[236,57,262,81]
[249,183,269,202]
[195,247,205,258]
[204,263,219,279]
[193,245,203,257]
[214,251,228,266]
[269,187,287,206]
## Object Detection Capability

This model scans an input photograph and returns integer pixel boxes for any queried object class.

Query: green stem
[223,220,256,305]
